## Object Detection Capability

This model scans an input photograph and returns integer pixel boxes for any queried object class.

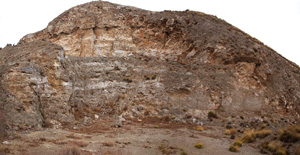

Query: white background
[0,0,299,66]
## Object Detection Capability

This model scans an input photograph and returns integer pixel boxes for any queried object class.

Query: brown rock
[0,1,299,129]
[0,109,7,138]
[0,41,74,129]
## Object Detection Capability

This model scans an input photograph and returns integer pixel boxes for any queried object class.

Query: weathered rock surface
[0,41,74,129]
[0,1,299,130]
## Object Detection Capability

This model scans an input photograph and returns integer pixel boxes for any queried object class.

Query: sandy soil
[0,118,261,155]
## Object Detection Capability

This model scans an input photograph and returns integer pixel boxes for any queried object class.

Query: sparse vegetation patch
[240,129,272,143]
[233,140,243,147]
[278,125,300,143]
[225,128,237,135]
[194,126,204,131]
[229,145,239,152]
[194,142,203,149]
[255,129,272,138]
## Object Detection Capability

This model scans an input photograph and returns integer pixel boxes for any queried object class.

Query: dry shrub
[265,141,286,155]
[194,142,204,149]
[267,141,281,152]
[241,129,272,143]
[241,130,256,143]
[229,145,239,152]
[194,126,204,131]
[233,140,243,147]
[181,151,187,155]
[260,123,267,129]
[260,141,268,154]
[255,129,272,138]
[158,143,170,154]
[225,128,237,135]
[278,125,300,143]
[276,148,287,155]
[59,146,82,155]
[157,142,177,154]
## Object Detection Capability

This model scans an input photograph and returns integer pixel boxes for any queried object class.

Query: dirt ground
[0,118,262,155]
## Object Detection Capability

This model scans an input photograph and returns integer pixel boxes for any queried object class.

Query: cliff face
[0,42,74,129]
[1,1,299,130]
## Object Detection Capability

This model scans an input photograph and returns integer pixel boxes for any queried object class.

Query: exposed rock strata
[0,1,299,129]
[0,42,74,129]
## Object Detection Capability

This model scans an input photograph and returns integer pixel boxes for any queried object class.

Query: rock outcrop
[0,1,299,130]
[0,41,74,129]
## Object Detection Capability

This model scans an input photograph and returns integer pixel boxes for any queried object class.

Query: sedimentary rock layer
[0,1,299,129]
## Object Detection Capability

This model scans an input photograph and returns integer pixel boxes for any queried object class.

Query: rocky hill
[0,1,300,154]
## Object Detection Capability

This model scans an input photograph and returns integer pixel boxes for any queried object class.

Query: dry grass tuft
[158,143,176,154]
[225,128,237,135]
[194,126,204,131]
[264,141,286,155]
[241,130,256,143]
[241,129,272,143]
[267,141,281,152]
[278,125,300,143]
[194,142,204,149]
[229,145,239,152]
[233,140,243,147]
[276,148,287,155]
[255,129,272,138]
[181,151,188,155]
